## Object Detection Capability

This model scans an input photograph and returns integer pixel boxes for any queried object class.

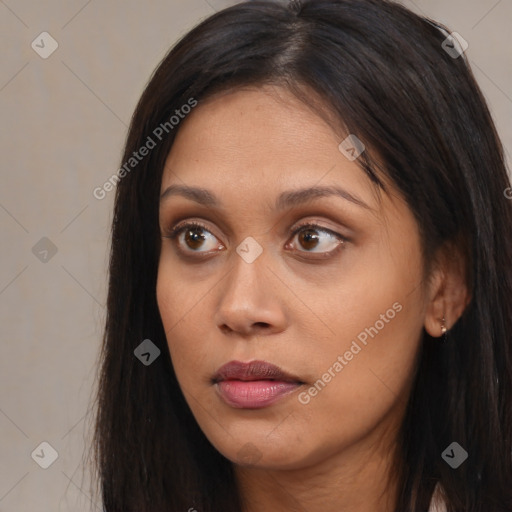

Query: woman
[92,1,512,510]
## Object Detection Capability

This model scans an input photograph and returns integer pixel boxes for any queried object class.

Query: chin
[210,433,320,470]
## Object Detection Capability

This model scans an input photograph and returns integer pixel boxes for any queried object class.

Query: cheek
[303,302,422,406]
[156,261,221,399]
[294,238,425,423]
[286,295,423,466]
[156,266,201,368]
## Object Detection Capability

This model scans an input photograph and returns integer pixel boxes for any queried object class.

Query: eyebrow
[159,184,372,211]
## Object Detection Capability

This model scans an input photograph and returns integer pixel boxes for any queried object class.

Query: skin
[156,86,468,512]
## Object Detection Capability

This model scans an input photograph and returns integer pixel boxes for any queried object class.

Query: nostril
[253,322,270,329]
[219,324,233,334]
[217,321,273,336]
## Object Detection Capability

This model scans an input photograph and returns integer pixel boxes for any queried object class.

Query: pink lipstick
[212,360,303,409]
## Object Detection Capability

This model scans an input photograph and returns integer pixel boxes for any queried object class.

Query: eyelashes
[161,220,348,260]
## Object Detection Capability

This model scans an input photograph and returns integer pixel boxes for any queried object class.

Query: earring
[440,316,447,340]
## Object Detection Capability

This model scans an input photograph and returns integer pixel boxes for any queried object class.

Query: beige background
[0,0,510,510]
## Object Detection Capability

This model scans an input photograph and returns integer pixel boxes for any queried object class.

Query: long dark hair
[91,1,512,510]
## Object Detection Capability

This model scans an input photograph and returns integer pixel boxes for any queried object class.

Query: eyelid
[289,219,350,242]
[163,219,217,239]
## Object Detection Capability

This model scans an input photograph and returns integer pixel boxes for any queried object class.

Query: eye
[286,222,346,257]
[163,221,224,255]
[162,220,347,259]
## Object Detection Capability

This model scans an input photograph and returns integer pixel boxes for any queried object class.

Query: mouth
[212,360,304,409]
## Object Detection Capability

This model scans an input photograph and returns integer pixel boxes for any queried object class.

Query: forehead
[160,86,378,206]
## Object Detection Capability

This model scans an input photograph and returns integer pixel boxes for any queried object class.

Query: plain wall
[0,0,510,510]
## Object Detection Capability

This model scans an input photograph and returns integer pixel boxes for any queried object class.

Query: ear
[424,241,471,337]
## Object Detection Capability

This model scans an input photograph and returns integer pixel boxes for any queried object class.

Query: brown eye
[165,222,223,254]
[291,224,345,255]
[184,226,208,250]
[298,228,321,251]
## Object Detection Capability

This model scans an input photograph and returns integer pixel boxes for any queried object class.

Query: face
[157,86,430,471]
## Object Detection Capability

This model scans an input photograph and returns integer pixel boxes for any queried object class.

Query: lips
[213,360,302,383]
[212,360,303,409]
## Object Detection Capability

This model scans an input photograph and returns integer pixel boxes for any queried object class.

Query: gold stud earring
[441,316,447,336]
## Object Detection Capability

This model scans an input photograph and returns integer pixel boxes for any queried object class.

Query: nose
[214,250,288,337]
